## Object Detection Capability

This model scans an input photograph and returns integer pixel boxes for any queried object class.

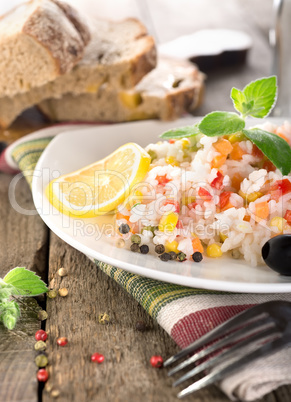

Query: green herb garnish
[0,267,48,330]
[159,76,291,175]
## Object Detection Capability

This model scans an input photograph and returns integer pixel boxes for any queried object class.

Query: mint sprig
[159,76,291,175]
[0,267,48,330]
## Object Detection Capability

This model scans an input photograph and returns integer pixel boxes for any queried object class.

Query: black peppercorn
[135,320,147,332]
[119,223,130,234]
[159,253,171,262]
[169,251,177,260]
[140,244,149,254]
[192,251,203,262]
[155,244,165,254]
[130,243,140,252]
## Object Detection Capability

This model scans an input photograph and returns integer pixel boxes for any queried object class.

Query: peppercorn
[131,234,141,244]
[91,353,105,363]
[150,355,163,368]
[116,238,125,248]
[119,223,130,234]
[58,288,68,297]
[57,337,68,347]
[142,226,158,236]
[140,244,149,254]
[177,252,187,262]
[135,320,147,332]
[35,329,47,341]
[155,244,165,254]
[34,341,47,352]
[159,253,171,262]
[47,289,58,299]
[37,310,48,321]
[37,368,49,382]
[58,267,68,277]
[51,390,60,398]
[192,251,203,262]
[169,251,177,261]
[35,354,48,368]
[130,243,140,252]
[98,313,110,325]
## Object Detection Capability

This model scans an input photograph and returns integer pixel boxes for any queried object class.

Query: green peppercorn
[119,223,130,234]
[131,234,141,244]
[192,252,203,262]
[159,252,171,262]
[147,149,157,162]
[155,244,165,254]
[130,243,140,252]
[142,226,158,236]
[177,252,187,262]
[140,244,149,254]
[35,354,48,368]
[47,289,58,299]
[34,341,47,352]
[37,310,48,321]
[169,251,177,260]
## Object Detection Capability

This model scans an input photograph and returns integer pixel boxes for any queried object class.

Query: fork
[164,300,291,398]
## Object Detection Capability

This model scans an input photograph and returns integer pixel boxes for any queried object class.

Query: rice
[116,121,291,266]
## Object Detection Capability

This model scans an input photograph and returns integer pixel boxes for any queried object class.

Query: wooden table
[1,1,291,401]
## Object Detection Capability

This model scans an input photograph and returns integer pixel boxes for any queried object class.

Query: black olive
[262,234,291,276]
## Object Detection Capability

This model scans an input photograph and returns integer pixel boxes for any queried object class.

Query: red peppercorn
[37,368,49,382]
[35,330,47,341]
[91,353,105,363]
[57,337,68,347]
[150,355,163,368]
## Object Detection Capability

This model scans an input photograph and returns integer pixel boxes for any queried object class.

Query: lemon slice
[46,143,151,217]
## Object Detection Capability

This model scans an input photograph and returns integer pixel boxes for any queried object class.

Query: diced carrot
[284,210,291,225]
[276,131,289,143]
[219,191,233,211]
[243,215,251,222]
[169,139,176,144]
[210,171,224,190]
[198,187,212,201]
[229,142,245,160]
[268,179,291,201]
[252,145,264,159]
[231,173,243,191]
[116,211,130,220]
[156,175,170,185]
[192,237,204,253]
[255,201,269,220]
[213,138,233,156]
[211,154,227,168]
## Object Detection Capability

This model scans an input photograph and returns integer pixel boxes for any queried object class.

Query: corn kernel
[270,216,286,233]
[119,91,142,108]
[158,212,179,232]
[239,190,263,203]
[219,233,228,242]
[181,138,190,149]
[206,243,223,258]
[165,240,179,253]
[165,156,179,166]
[228,132,246,144]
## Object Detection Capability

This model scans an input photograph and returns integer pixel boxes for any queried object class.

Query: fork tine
[173,326,279,387]
[177,335,285,398]
[164,302,271,368]
[168,316,274,377]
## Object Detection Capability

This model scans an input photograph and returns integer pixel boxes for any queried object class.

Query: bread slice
[38,58,205,122]
[0,17,156,128]
[0,0,90,97]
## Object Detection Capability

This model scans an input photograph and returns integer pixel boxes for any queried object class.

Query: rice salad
[116,121,291,266]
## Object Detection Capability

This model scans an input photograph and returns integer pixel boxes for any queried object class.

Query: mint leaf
[243,128,291,175]
[198,112,245,136]
[160,124,200,139]
[232,77,277,118]
[3,267,48,296]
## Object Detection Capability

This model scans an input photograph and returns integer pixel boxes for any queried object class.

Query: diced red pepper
[176,220,184,229]
[198,187,212,201]
[252,145,264,159]
[284,209,291,225]
[163,199,180,213]
[210,171,224,190]
[188,202,198,210]
[219,191,232,211]
[262,159,276,172]
[268,179,291,201]
[156,175,170,185]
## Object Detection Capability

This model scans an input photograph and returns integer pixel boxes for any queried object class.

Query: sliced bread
[0,0,90,96]
[38,58,205,122]
[0,17,156,128]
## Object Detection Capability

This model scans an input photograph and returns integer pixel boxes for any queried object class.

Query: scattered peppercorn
[34,341,47,352]
[58,267,68,277]
[47,289,58,299]
[155,244,165,254]
[58,288,68,297]
[98,313,110,325]
[91,353,105,363]
[116,238,125,248]
[142,226,158,236]
[135,320,147,332]
[130,243,140,252]
[131,234,141,244]
[35,330,47,341]
[192,252,203,262]
[169,251,177,261]
[159,253,171,262]
[51,390,60,398]
[150,355,163,368]
[57,337,68,347]
[37,310,48,321]
[35,354,49,368]
[140,244,149,254]
[177,252,187,262]
[37,368,49,382]
[119,223,130,234]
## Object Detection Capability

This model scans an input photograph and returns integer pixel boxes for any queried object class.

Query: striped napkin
[2,124,291,401]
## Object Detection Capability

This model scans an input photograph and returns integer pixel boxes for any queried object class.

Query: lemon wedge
[46,143,151,217]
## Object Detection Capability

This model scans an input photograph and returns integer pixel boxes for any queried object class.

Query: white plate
[32,117,291,293]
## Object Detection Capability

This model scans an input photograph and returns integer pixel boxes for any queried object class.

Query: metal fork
[164,300,291,398]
